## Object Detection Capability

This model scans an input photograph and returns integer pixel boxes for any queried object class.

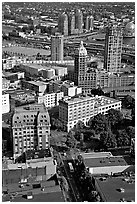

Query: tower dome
[75,41,87,56]
[124,22,135,36]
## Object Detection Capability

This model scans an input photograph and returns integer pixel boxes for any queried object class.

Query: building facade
[51,33,64,62]
[104,25,123,73]
[12,104,50,160]
[59,95,121,132]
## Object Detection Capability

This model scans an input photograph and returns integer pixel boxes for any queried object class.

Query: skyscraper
[104,25,123,73]
[12,104,50,160]
[51,33,64,62]
[75,9,83,33]
[58,12,68,36]
[74,41,98,94]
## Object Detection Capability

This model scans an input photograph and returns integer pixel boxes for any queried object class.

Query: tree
[126,126,135,140]
[100,130,117,149]
[123,95,135,109]
[65,131,77,148]
[107,109,123,129]
[76,120,85,130]
[117,129,130,147]
[91,87,104,96]
[88,114,109,134]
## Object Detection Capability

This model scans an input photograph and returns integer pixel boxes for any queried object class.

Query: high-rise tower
[58,12,68,36]
[74,41,97,94]
[68,12,75,35]
[75,9,83,33]
[86,15,94,31]
[104,25,123,73]
[51,33,64,62]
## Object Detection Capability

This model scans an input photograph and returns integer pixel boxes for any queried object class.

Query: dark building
[104,25,123,73]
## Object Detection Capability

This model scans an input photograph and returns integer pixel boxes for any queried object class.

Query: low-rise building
[59,95,121,132]
[2,92,10,114]
[81,152,129,175]
[22,80,48,94]
[2,57,17,70]
[93,174,135,202]
[37,91,64,108]
[3,71,25,82]
[61,80,82,97]
[2,78,10,91]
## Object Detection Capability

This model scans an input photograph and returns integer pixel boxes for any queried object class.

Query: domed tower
[124,22,135,37]
[74,41,88,75]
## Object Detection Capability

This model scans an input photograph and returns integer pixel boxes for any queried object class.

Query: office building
[12,104,50,160]
[86,15,94,31]
[2,92,10,114]
[51,33,64,62]
[59,95,121,132]
[58,12,68,36]
[104,25,123,73]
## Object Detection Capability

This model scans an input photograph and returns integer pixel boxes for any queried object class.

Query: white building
[61,80,82,97]
[59,95,121,132]
[2,92,10,114]
[38,91,64,108]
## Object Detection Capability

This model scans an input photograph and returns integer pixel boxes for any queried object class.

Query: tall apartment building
[59,95,121,132]
[51,33,64,62]
[73,41,98,94]
[58,12,68,36]
[12,104,50,160]
[68,12,76,35]
[86,15,94,31]
[75,9,83,33]
[104,25,123,73]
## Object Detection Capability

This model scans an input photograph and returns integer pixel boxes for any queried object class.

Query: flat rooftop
[26,149,51,160]
[22,63,45,70]
[103,85,135,92]
[84,156,127,168]
[60,95,120,106]
[94,175,135,202]
[3,89,35,95]
[10,191,65,202]
[27,80,48,86]
[81,152,113,159]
